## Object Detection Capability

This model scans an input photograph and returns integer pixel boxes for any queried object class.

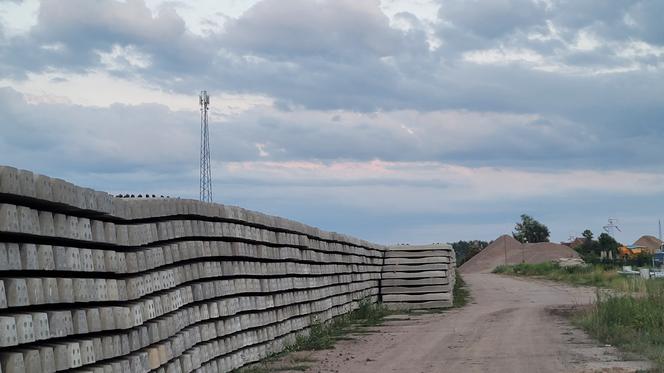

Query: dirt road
[291,273,651,373]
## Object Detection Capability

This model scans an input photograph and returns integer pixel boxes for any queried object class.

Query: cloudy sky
[1,0,663,245]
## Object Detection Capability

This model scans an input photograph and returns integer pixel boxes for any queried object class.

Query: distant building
[562,237,585,249]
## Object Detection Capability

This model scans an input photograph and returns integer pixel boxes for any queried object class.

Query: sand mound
[633,235,662,252]
[460,235,580,274]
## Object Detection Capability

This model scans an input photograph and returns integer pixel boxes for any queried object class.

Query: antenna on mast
[199,90,212,203]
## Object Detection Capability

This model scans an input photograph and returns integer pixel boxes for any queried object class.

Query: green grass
[493,262,645,291]
[574,280,664,371]
[453,270,470,308]
[234,299,390,372]
[495,262,664,370]
[287,300,390,351]
[234,276,470,372]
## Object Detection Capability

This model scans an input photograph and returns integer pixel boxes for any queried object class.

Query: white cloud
[98,44,153,70]
[0,0,38,37]
[222,160,664,205]
[0,71,273,112]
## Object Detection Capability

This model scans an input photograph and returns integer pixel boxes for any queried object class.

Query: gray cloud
[438,0,546,39]
[1,0,663,169]
[222,0,422,58]
[2,84,664,175]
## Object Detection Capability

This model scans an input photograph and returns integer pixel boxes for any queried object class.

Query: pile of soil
[633,235,662,252]
[460,234,579,274]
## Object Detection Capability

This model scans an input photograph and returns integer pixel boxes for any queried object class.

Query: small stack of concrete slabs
[381,244,456,310]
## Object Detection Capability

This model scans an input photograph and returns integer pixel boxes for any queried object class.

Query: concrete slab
[66,342,82,368]
[113,306,132,329]
[94,279,107,301]
[381,284,452,294]
[100,307,115,330]
[72,310,88,334]
[383,292,452,302]
[384,256,451,265]
[104,222,117,244]
[101,336,116,359]
[0,243,8,270]
[86,308,101,332]
[19,243,39,270]
[0,316,18,347]
[0,166,21,195]
[14,313,35,344]
[0,279,6,309]
[125,253,138,273]
[104,250,118,273]
[38,211,55,237]
[385,250,451,258]
[0,204,20,233]
[117,279,127,300]
[381,270,447,279]
[0,351,25,373]
[79,248,94,272]
[18,349,40,373]
[37,245,55,270]
[25,278,43,305]
[65,247,82,271]
[91,249,106,272]
[116,225,129,246]
[47,310,71,338]
[5,278,29,307]
[78,218,93,241]
[6,243,20,270]
[42,278,58,304]
[381,277,450,287]
[385,300,453,310]
[67,216,80,240]
[38,346,55,373]
[73,278,90,303]
[120,334,130,355]
[382,263,449,272]
[79,339,96,366]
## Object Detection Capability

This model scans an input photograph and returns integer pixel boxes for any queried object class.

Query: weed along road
[299,273,652,373]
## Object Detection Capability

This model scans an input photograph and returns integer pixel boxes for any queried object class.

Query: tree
[598,233,619,255]
[582,229,593,242]
[581,229,597,252]
[513,214,550,243]
[451,240,489,265]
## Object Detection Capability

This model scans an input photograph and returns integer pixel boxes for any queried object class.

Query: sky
[1,0,663,245]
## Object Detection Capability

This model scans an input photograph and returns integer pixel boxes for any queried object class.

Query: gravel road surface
[286,273,651,373]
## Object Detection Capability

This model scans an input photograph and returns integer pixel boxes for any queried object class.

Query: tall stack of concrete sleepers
[0,165,384,373]
[381,244,456,310]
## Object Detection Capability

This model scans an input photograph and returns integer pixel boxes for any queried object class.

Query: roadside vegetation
[288,300,390,351]
[575,280,664,370]
[495,262,664,370]
[493,262,640,291]
[453,270,471,307]
[234,300,390,372]
[237,271,471,372]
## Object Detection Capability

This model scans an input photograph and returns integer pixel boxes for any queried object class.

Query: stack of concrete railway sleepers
[381,244,456,310]
[0,165,385,373]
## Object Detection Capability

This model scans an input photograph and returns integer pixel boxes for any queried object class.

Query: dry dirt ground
[267,273,652,373]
